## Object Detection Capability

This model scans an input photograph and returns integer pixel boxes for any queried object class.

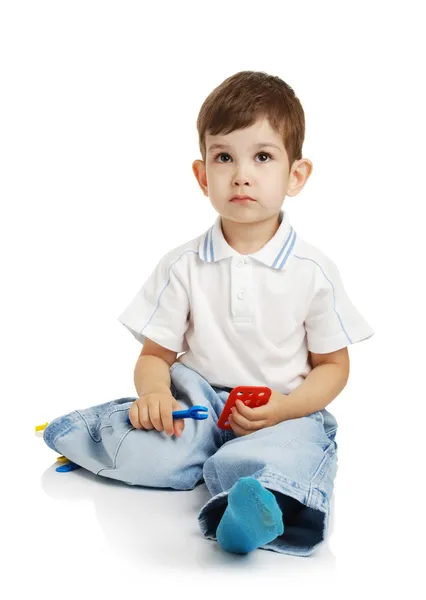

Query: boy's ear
[286,158,313,197]
[192,160,209,196]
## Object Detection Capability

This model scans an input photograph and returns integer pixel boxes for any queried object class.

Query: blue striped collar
[198,210,297,270]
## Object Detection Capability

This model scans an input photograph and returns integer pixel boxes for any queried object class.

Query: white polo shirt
[118,210,374,393]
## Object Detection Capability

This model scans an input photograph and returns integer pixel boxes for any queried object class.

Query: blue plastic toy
[171,405,208,420]
[127,405,208,426]
[55,461,81,473]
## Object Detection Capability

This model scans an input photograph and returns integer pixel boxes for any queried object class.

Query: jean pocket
[306,411,335,452]
[78,397,136,442]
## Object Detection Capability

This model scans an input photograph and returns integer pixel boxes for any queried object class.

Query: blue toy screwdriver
[171,405,208,420]
[127,405,208,426]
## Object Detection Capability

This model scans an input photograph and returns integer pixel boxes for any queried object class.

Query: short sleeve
[305,258,374,354]
[117,253,190,353]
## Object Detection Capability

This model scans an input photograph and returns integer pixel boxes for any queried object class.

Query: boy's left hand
[228,389,288,436]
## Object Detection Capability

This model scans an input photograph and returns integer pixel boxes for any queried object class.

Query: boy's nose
[233,173,251,185]
[232,162,253,185]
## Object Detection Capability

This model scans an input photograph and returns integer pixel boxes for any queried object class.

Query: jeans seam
[75,409,100,443]
[76,405,133,442]
[306,446,336,507]
[96,427,135,475]
[257,468,310,495]
[98,406,134,434]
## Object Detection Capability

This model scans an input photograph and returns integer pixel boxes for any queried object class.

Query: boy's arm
[134,338,177,397]
[279,347,350,421]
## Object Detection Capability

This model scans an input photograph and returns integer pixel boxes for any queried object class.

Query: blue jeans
[44,362,338,556]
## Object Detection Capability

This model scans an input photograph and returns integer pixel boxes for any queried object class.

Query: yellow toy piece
[56,456,69,464]
[35,422,49,432]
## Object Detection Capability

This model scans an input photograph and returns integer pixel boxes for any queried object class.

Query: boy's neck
[220,212,281,255]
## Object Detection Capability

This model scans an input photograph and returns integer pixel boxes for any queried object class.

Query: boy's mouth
[230,195,256,203]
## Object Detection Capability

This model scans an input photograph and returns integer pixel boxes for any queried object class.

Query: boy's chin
[219,207,281,224]
[221,213,259,224]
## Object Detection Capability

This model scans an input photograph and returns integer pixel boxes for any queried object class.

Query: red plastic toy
[217,386,272,430]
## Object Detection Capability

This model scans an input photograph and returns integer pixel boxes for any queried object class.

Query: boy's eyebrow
[207,142,282,152]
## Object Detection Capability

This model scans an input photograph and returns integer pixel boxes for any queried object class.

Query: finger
[231,408,266,431]
[129,402,142,429]
[148,402,163,432]
[173,418,185,437]
[230,407,256,430]
[236,400,267,421]
[160,402,174,437]
[172,401,185,437]
[229,415,249,437]
[139,403,153,429]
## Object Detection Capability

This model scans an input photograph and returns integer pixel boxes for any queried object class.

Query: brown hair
[196,70,305,169]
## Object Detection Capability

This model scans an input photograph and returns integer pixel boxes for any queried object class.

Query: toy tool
[127,404,208,426]
[171,405,208,420]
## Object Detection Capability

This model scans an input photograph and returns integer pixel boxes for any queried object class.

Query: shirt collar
[198,210,297,271]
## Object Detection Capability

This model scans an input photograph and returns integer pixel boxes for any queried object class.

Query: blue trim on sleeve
[140,250,197,337]
[293,254,353,344]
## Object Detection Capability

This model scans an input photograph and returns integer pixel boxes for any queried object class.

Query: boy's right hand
[128,392,185,437]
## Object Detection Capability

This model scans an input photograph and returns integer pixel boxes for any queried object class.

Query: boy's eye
[215,152,231,163]
[214,152,272,163]
[256,152,272,162]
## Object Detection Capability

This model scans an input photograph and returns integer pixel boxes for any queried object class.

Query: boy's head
[192,71,313,225]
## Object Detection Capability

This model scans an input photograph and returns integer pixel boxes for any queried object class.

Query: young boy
[44,70,374,557]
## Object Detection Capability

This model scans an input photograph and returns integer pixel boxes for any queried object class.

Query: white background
[1,1,425,597]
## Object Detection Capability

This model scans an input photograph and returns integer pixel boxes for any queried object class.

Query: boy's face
[192,115,312,224]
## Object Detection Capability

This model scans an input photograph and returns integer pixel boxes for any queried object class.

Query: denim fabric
[44,362,338,556]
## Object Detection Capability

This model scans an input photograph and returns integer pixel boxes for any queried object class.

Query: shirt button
[237,260,245,268]
[237,290,245,300]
